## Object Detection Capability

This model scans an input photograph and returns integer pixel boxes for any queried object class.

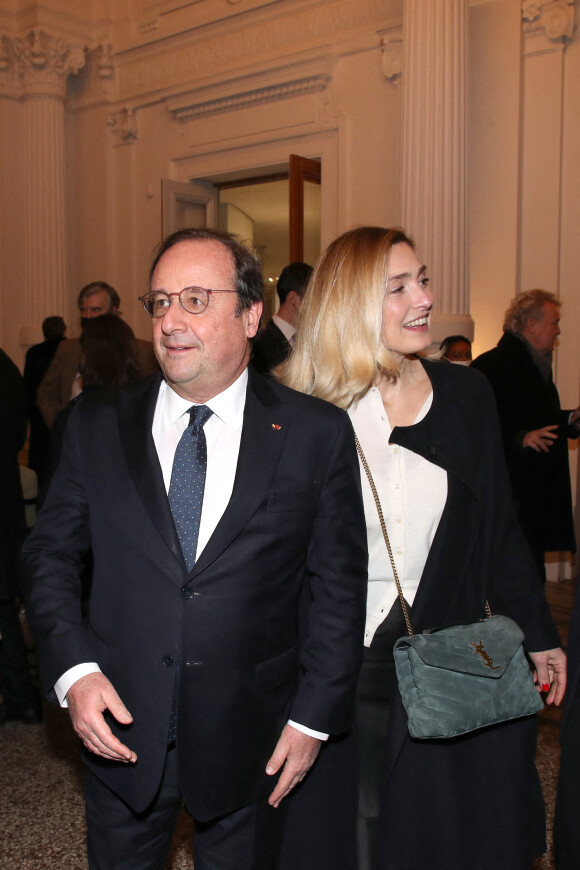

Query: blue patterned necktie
[168,404,213,572]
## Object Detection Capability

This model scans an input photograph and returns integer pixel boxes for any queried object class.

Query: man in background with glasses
[24,227,367,870]
[36,280,158,430]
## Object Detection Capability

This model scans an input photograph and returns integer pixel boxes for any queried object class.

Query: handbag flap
[394,615,526,679]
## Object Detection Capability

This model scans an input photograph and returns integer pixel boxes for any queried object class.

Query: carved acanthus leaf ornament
[522,0,575,40]
[0,29,85,97]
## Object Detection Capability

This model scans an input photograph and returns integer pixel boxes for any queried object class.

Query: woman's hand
[528,647,566,706]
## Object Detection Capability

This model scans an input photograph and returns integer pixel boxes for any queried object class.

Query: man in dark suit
[37,281,158,428]
[23,315,66,483]
[251,262,312,376]
[23,228,367,870]
[472,289,579,581]
[0,348,42,725]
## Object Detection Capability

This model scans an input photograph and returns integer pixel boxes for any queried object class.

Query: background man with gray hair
[472,289,580,582]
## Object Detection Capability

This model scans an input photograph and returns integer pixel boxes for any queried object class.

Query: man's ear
[245,301,263,339]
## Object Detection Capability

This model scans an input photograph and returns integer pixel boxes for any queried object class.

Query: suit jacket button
[162,655,174,667]
[181,587,194,599]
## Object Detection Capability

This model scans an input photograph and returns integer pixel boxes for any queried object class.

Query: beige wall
[0,0,577,420]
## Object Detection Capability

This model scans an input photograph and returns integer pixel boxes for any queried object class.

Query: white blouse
[348,386,448,646]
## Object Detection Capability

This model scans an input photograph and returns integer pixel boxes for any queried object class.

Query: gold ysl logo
[470,640,500,670]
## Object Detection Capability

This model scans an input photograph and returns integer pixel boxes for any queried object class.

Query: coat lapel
[117,375,185,568]
[191,370,289,578]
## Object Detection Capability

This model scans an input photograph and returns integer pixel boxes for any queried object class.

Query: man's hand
[528,647,567,706]
[66,672,137,763]
[523,425,558,453]
[570,406,580,426]
[266,724,321,808]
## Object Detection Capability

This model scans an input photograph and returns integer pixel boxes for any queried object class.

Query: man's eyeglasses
[138,287,237,318]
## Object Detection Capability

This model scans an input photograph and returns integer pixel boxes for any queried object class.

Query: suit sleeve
[288,412,368,734]
[22,402,94,695]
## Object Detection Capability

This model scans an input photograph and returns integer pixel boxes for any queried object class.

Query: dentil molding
[166,71,332,121]
[522,0,575,40]
[0,29,85,98]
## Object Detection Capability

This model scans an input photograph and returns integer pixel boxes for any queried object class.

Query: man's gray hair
[503,289,560,335]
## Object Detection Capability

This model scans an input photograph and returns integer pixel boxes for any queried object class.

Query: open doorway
[163,157,321,322]
[216,158,321,321]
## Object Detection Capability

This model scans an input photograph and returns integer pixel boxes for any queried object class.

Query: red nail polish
[542,683,550,692]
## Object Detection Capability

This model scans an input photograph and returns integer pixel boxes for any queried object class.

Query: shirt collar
[272,314,296,342]
[160,367,248,431]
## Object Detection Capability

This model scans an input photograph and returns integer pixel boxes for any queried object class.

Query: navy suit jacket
[23,368,367,819]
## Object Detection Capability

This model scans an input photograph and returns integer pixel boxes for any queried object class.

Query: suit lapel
[191,371,289,578]
[118,375,185,568]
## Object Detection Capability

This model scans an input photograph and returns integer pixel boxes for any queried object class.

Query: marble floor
[0,579,576,870]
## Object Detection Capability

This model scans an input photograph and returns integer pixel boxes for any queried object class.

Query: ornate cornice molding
[0,29,85,98]
[114,0,399,105]
[522,0,575,41]
[166,71,332,121]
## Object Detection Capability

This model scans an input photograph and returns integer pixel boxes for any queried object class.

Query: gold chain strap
[355,434,414,637]
[355,433,492,633]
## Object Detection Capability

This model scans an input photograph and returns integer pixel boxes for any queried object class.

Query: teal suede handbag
[355,437,543,740]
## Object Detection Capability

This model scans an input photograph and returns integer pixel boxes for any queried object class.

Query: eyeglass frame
[138,286,238,318]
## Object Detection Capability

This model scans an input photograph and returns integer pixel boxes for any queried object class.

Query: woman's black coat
[377,359,559,870]
[282,359,560,870]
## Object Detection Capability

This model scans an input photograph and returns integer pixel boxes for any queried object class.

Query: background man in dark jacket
[472,289,580,581]
[23,315,66,484]
[251,261,312,376]
[0,347,42,724]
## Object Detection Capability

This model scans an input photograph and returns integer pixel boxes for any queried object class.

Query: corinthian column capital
[522,0,575,41]
[0,29,85,98]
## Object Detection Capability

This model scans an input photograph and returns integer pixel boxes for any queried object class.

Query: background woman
[282,226,565,870]
[43,313,140,496]
[439,333,472,364]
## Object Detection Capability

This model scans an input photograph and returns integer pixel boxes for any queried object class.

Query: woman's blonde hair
[281,226,414,409]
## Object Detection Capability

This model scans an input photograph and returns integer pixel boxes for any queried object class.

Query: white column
[22,93,69,339]
[400,0,472,345]
[7,30,85,346]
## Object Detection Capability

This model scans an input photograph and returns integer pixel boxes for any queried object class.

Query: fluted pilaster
[22,93,69,333]
[401,0,472,342]
[0,30,85,344]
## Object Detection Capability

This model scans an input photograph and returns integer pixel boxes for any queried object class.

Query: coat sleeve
[474,377,561,652]
[22,402,94,694]
[288,412,368,734]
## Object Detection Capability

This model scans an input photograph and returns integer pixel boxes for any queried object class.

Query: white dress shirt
[54,369,326,738]
[272,313,295,343]
[348,386,448,647]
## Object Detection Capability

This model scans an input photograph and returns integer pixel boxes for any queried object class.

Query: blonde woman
[282,226,566,870]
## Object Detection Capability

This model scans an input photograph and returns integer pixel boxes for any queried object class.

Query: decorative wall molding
[0,29,85,98]
[381,36,402,84]
[108,106,138,142]
[167,71,331,121]
[522,0,575,41]
[115,0,400,105]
